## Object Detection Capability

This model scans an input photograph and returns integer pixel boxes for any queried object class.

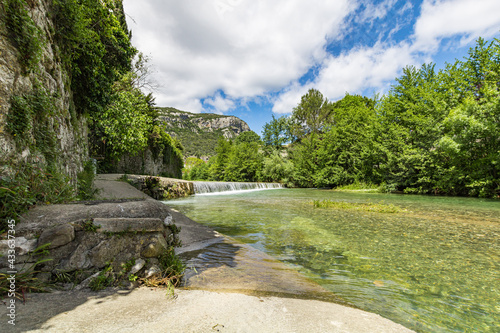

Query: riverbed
[166,189,500,333]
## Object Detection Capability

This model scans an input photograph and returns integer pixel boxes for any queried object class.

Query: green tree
[291,88,333,138]
[93,84,150,159]
[235,131,261,144]
[262,115,293,152]
[261,151,294,184]
[313,95,379,187]
[224,141,263,182]
[209,137,233,180]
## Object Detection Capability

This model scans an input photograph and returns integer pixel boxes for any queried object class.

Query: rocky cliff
[157,107,251,158]
[0,0,87,180]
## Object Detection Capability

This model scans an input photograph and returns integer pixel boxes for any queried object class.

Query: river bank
[1,174,414,332]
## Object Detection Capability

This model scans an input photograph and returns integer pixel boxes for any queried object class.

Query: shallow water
[166,189,500,333]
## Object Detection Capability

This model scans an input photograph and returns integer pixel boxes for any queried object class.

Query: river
[166,188,499,333]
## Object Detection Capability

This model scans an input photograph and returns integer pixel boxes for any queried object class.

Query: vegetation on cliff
[188,37,500,198]
[0,0,183,227]
[157,107,250,158]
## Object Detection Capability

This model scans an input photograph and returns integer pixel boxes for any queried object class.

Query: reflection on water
[167,189,500,333]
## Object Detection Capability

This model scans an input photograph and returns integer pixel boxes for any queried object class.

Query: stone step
[92,218,166,233]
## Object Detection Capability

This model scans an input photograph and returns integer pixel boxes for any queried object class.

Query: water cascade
[193,181,283,195]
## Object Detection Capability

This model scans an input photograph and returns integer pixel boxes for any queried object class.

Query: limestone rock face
[156,107,252,158]
[159,110,250,138]
[0,0,88,179]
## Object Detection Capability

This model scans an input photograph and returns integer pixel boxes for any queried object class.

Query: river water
[166,188,500,333]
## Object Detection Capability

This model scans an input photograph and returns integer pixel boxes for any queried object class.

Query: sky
[122,0,500,135]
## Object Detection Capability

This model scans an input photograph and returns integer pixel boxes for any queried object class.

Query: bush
[0,161,75,231]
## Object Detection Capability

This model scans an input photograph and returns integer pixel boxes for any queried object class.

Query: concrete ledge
[93,218,165,233]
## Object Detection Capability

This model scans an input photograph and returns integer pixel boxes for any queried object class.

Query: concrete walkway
[1,174,415,333]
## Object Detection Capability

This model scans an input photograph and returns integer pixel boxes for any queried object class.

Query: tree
[209,137,233,180]
[235,131,261,144]
[313,95,379,187]
[224,141,263,182]
[291,88,333,138]
[262,115,293,151]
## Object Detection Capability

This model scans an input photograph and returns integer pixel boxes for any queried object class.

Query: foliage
[52,0,136,116]
[82,219,100,232]
[261,151,294,184]
[234,131,261,144]
[185,159,211,181]
[262,115,293,152]
[148,125,184,178]
[77,161,98,200]
[209,137,233,181]
[291,88,332,138]
[91,73,149,160]
[312,94,380,188]
[89,264,114,291]
[182,157,205,180]
[0,160,75,231]
[0,244,52,300]
[224,141,263,182]
[155,247,185,287]
[6,85,61,169]
[4,0,43,73]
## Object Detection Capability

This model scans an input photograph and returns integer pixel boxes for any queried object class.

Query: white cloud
[414,0,500,51]
[361,0,398,21]
[272,82,311,114]
[123,0,500,121]
[274,0,500,115]
[204,92,236,114]
[123,0,354,112]
[272,42,415,114]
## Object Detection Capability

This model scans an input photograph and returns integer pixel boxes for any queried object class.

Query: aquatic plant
[312,199,404,213]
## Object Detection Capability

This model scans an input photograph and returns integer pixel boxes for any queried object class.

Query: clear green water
[166,189,500,333]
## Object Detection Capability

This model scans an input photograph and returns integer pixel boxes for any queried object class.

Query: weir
[192,181,283,194]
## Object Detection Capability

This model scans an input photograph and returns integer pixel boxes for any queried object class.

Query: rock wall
[126,174,194,200]
[113,147,183,179]
[0,0,87,179]
[0,200,180,285]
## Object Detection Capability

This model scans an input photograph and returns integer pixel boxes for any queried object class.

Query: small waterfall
[193,181,283,195]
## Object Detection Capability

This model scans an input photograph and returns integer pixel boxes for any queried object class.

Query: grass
[0,244,52,300]
[312,199,406,213]
[333,181,381,193]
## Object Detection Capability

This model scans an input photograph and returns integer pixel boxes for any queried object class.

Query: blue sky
[123,0,500,135]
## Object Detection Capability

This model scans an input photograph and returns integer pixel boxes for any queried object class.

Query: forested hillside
[157,107,250,158]
[188,37,500,198]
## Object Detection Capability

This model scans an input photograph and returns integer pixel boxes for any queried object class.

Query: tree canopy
[189,37,500,198]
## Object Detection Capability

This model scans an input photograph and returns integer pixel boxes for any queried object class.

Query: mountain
[157,107,251,159]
